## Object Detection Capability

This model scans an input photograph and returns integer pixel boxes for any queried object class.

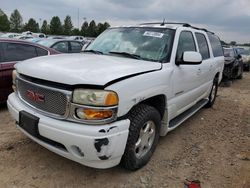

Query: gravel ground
[0,73,249,188]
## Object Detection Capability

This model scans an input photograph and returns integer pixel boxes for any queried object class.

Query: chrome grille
[17,77,69,116]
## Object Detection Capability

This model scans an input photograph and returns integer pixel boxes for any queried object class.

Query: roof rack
[139,22,190,27]
[139,22,215,34]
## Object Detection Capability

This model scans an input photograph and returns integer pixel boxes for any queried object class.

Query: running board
[168,99,208,130]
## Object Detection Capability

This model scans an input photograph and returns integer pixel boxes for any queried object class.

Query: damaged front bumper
[7,93,130,169]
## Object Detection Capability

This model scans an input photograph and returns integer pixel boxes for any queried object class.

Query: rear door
[194,32,213,93]
[0,43,4,102]
[52,41,69,53]
[69,41,83,53]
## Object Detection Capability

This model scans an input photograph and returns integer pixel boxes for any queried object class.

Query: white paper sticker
[143,31,164,38]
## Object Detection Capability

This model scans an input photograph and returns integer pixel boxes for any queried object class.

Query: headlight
[73,89,118,106]
[12,70,17,92]
[72,89,118,123]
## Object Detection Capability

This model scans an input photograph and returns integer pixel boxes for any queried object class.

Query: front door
[172,30,202,115]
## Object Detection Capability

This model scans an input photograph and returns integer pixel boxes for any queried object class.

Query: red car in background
[0,39,60,103]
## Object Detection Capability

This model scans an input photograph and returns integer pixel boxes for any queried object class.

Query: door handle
[197,68,201,75]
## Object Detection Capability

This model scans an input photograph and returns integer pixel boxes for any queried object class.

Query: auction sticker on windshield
[143,31,164,38]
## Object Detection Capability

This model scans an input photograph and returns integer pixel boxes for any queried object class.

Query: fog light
[75,108,113,120]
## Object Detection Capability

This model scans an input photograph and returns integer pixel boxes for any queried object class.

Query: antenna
[160,18,166,26]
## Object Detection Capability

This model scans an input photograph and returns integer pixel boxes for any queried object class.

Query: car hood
[15,53,162,86]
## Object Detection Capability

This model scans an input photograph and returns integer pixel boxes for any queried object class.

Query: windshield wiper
[109,51,141,60]
[82,49,103,54]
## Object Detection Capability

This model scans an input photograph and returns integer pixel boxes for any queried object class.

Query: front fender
[106,67,173,117]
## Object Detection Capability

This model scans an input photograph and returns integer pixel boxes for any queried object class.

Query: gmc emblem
[26,90,45,102]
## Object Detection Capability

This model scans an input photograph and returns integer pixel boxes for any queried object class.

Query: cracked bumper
[7,93,130,169]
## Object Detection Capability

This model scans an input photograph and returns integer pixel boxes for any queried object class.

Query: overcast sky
[1,0,249,43]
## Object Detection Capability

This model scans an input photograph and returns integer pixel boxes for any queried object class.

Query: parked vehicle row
[37,39,83,53]
[236,47,250,71]
[222,47,243,80]
[0,39,59,103]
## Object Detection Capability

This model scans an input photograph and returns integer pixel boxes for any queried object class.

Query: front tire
[121,104,161,170]
[205,78,218,108]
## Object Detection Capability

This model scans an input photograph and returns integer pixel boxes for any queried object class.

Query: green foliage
[23,18,39,32]
[63,15,73,35]
[41,20,50,34]
[97,22,110,36]
[230,41,237,46]
[87,20,97,37]
[10,9,23,32]
[0,9,10,31]
[220,40,227,46]
[72,28,80,35]
[81,21,88,36]
[81,20,109,37]
[50,16,62,35]
[1,8,110,37]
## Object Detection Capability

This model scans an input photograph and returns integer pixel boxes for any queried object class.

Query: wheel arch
[138,94,167,120]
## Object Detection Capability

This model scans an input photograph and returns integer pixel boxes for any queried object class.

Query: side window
[195,33,210,60]
[52,42,68,53]
[207,33,223,57]
[70,42,82,53]
[36,47,48,56]
[176,31,196,61]
[2,42,37,62]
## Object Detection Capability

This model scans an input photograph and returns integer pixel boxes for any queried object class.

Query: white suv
[8,22,224,170]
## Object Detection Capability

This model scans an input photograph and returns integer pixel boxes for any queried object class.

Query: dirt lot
[0,73,249,188]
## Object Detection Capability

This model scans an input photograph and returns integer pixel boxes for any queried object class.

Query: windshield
[241,49,250,55]
[37,40,56,47]
[86,27,175,62]
[236,48,250,55]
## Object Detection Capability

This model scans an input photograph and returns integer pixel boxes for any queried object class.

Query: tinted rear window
[36,47,48,56]
[195,33,210,60]
[2,42,37,62]
[70,41,82,53]
[207,33,223,57]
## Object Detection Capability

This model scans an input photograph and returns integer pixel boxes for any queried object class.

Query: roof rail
[139,22,190,27]
[139,22,214,34]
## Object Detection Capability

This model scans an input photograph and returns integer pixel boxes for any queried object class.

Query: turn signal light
[76,108,113,120]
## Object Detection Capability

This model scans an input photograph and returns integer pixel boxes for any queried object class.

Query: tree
[96,22,110,36]
[220,40,227,46]
[230,41,237,46]
[50,16,62,35]
[0,9,10,31]
[87,20,97,37]
[63,15,73,35]
[23,18,39,32]
[81,21,88,36]
[10,9,23,32]
[41,20,50,34]
[72,28,80,35]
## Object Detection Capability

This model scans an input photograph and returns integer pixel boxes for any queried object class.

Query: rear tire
[121,104,161,170]
[205,78,218,108]
[244,64,250,72]
[237,72,243,79]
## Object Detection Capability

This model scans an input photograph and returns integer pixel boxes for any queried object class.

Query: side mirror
[237,54,242,59]
[177,51,202,65]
